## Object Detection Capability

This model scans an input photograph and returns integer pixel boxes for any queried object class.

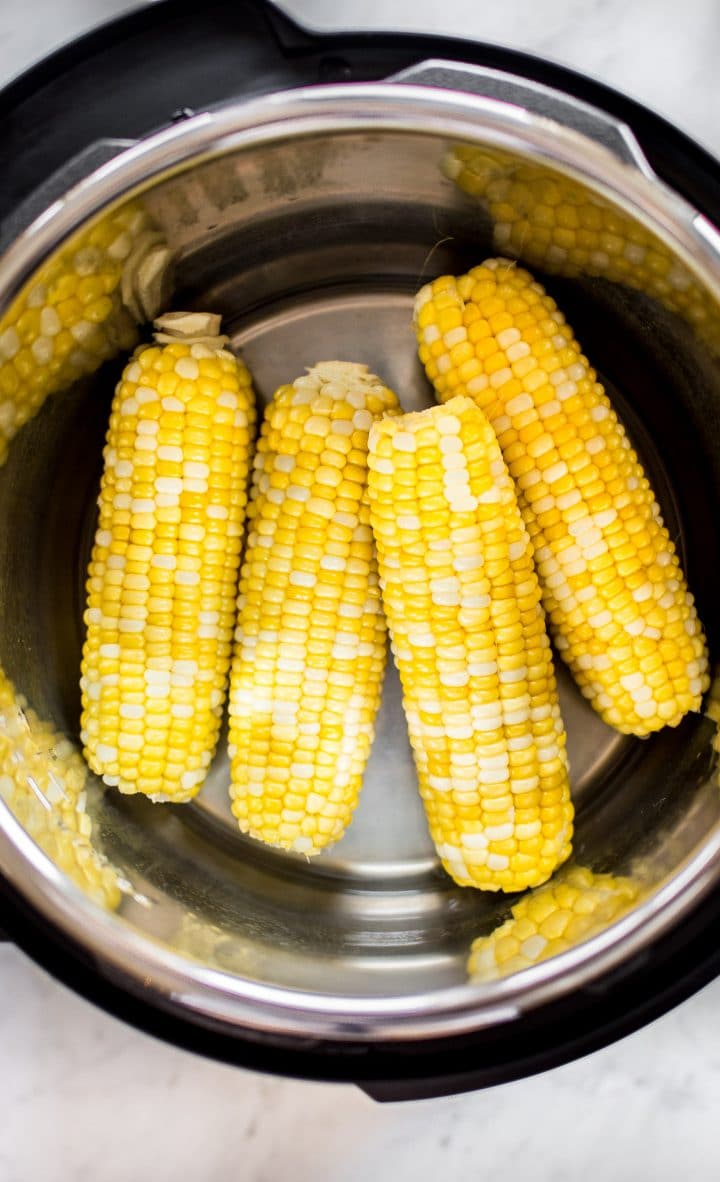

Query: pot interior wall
[0,124,719,999]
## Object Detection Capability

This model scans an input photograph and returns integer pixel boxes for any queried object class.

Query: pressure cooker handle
[0,139,135,252]
[389,59,656,178]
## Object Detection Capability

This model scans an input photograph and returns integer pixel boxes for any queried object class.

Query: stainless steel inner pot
[1,64,719,1043]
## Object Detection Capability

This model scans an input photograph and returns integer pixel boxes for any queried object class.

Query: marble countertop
[2,1,719,1178]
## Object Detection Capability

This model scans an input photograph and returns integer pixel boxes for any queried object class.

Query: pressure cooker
[1,0,719,1101]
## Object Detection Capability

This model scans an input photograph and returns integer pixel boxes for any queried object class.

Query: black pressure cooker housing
[2,0,720,1099]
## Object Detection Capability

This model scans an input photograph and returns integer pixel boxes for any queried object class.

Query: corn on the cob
[80,312,255,802]
[0,668,120,908]
[368,395,573,891]
[0,203,171,466]
[228,362,399,855]
[415,260,709,736]
[467,864,642,981]
[444,146,720,352]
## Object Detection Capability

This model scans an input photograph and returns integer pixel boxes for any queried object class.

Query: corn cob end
[80,312,255,803]
[414,261,709,737]
[228,361,399,855]
[369,394,573,892]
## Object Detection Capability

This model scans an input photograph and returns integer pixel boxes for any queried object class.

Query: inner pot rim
[1,80,720,1042]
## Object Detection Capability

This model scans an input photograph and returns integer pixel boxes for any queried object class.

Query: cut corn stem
[415,259,709,736]
[80,312,255,802]
[368,395,573,892]
[228,361,399,855]
[467,864,643,981]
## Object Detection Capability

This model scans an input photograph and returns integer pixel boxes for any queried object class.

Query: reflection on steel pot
[0,204,172,464]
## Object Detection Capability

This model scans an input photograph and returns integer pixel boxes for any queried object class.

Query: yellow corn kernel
[228,361,399,854]
[368,395,573,892]
[80,312,255,801]
[415,261,709,736]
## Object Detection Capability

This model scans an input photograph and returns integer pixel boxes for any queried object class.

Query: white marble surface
[2,1,720,1178]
